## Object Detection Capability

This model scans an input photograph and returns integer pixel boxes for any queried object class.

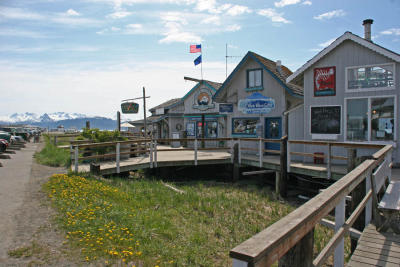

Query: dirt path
[0,141,74,266]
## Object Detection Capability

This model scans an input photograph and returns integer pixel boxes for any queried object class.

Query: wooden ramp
[347,224,400,267]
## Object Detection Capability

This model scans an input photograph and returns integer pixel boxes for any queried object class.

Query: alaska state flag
[194,55,202,66]
[190,44,201,53]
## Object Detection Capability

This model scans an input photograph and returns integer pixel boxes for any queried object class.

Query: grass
[43,173,350,266]
[35,136,70,167]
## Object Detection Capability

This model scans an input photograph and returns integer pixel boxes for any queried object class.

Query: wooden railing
[287,140,385,179]
[230,144,392,267]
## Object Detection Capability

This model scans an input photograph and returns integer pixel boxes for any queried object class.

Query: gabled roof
[213,51,303,101]
[181,79,222,101]
[287,31,400,84]
[149,98,181,112]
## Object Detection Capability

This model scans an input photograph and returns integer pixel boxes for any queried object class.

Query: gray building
[214,51,303,152]
[287,20,400,163]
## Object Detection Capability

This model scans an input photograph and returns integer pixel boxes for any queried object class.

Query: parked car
[12,135,24,143]
[0,131,12,143]
[0,139,8,152]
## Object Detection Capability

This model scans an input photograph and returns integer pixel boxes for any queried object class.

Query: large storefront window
[232,118,259,136]
[347,64,394,90]
[346,97,395,142]
[346,99,368,141]
[371,97,394,141]
[206,121,218,138]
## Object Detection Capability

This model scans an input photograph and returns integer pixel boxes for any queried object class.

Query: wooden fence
[230,144,392,267]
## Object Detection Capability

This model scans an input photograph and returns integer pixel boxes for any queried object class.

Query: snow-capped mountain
[0,112,89,123]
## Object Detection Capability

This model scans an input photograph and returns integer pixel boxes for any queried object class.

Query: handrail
[289,140,385,149]
[230,144,392,267]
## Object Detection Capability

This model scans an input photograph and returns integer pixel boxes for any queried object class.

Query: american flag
[190,44,201,53]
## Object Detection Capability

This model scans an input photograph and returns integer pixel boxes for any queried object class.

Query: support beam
[242,170,274,176]
[74,146,79,172]
[334,198,345,267]
[116,143,120,173]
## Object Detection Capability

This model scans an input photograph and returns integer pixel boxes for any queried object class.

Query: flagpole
[200,50,203,80]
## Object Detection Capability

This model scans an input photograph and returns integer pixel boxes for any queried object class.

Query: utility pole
[225,43,241,78]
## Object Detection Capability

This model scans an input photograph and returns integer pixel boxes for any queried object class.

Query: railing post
[365,170,372,226]
[116,142,120,174]
[233,142,240,182]
[238,139,241,165]
[327,143,332,179]
[231,139,234,164]
[154,139,158,168]
[149,140,153,168]
[334,198,345,267]
[277,136,288,198]
[287,140,291,173]
[70,145,73,165]
[74,146,79,172]
[279,227,314,267]
[259,138,263,168]
[194,139,198,166]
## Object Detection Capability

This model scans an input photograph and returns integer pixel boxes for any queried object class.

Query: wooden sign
[314,66,336,96]
[121,102,139,114]
[311,106,341,134]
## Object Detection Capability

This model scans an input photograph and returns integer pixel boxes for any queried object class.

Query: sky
[0,0,399,121]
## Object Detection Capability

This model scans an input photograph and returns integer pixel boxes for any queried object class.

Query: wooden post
[117,111,121,132]
[365,170,372,225]
[233,142,240,182]
[149,140,153,168]
[74,146,79,172]
[201,114,205,149]
[277,136,288,198]
[194,139,198,166]
[347,148,364,252]
[334,198,345,267]
[154,139,158,168]
[232,259,247,267]
[116,143,120,174]
[70,145,73,165]
[279,228,314,267]
[287,140,291,173]
[230,139,234,163]
[327,143,332,179]
[238,139,241,165]
[54,135,57,146]
[259,138,263,168]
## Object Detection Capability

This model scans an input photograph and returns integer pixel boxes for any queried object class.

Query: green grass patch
[35,136,70,167]
[44,174,350,266]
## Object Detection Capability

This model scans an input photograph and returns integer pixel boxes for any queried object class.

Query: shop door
[265,117,282,151]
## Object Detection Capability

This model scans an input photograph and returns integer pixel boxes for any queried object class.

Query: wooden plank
[355,240,400,253]
[359,236,400,247]
[353,249,400,264]
[356,244,400,259]
[347,260,375,267]
[349,255,399,267]
[242,170,274,176]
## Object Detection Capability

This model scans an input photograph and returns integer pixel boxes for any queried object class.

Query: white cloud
[201,15,220,25]
[51,16,101,26]
[111,26,121,31]
[195,0,217,13]
[381,28,400,36]
[0,28,47,38]
[274,0,301,8]
[314,9,345,20]
[302,1,312,5]
[226,5,251,16]
[159,21,202,43]
[107,11,133,19]
[257,8,291,24]
[318,38,336,47]
[66,9,80,16]
[0,7,44,20]
[226,24,241,32]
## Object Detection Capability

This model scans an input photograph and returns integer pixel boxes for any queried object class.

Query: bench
[371,154,400,234]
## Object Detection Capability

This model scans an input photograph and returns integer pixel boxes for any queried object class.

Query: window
[247,69,262,89]
[346,99,368,141]
[232,118,259,136]
[346,64,394,91]
[346,96,395,142]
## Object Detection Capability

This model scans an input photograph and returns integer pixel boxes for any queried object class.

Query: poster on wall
[219,103,233,113]
[232,118,259,136]
[311,106,341,134]
[314,66,336,96]
[238,92,275,114]
[186,122,195,136]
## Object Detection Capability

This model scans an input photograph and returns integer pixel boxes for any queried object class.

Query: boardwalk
[347,224,400,267]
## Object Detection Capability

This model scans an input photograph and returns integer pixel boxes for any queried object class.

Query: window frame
[246,68,263,91]
[345,63,396,93]
[344,95,397,144]
[231,117,260,137]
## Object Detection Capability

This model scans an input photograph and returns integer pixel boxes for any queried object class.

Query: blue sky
[0,0,399,121]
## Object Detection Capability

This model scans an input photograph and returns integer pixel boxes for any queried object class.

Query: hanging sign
[314,66,336,96]
[238,92,275,114]
[193,88,215,111]
[121,102,139,114]
[219,103,233,113]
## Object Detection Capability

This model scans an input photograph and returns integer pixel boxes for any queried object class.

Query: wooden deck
[347,224,400,267]
[76,147,348,179]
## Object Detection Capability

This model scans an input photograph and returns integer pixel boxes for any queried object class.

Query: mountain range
[0,112,117,130]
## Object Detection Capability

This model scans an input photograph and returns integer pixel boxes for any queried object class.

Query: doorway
[265,117,282,151]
